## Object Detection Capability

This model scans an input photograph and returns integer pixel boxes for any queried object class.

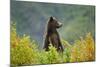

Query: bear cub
[43,16,63,52]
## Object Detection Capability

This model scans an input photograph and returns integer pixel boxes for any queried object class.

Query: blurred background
[11,1,95,48]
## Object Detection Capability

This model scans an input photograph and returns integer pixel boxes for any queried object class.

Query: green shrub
[10,23,95,66]
[10,24,39,66]
[70,33,95,62]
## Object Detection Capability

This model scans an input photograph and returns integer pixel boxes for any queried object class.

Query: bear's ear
[49,16,53,21]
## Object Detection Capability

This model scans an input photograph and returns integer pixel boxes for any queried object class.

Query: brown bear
[43,16,63,52]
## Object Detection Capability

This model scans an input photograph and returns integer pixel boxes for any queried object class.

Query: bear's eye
[55,21,58,24]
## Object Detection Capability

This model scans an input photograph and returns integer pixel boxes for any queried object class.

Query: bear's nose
[56,22,62,28]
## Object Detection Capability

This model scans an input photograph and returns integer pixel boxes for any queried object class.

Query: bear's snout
[57,22,63,28]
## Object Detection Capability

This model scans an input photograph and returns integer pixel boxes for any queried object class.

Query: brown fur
[43,16,63,52]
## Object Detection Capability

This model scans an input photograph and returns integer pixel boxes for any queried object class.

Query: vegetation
[10,23,95,66]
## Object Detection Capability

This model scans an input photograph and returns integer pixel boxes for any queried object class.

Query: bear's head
[47,16,62,29]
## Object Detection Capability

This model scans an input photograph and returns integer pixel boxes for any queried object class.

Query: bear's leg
[57,36,64,52]
[50,34,63,52]
[43,35,50,51]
